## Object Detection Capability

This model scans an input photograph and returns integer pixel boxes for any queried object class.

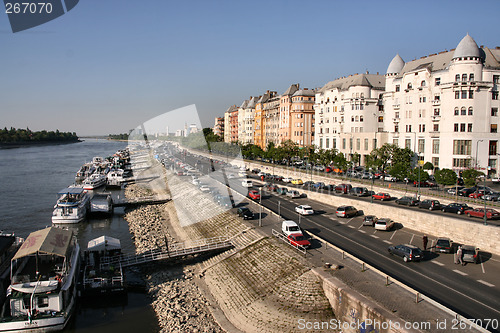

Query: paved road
[165,147,500,332]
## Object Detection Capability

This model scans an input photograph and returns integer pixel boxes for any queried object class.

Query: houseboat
[0,227,80,332]
[82,174,107,190]
[52,187,90,224]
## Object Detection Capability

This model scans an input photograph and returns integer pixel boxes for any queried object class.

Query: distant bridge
[100,236,233,268]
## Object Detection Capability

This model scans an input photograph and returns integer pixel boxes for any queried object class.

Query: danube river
[0,139,159,332]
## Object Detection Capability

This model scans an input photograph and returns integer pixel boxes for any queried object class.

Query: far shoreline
[0,139,82,149]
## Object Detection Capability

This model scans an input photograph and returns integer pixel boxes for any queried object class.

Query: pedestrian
[456,246,463,265]
[422,235,428,251]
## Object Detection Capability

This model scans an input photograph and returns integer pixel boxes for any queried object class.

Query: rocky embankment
[124,184,224,333]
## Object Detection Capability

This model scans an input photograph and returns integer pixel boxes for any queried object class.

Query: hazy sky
[1,0,499,136]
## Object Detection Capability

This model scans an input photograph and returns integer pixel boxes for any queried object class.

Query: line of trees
[0,127,78,143]
[108,133,129,140]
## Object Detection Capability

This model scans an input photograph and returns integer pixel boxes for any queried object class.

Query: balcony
[393,118,400,123]
[432,100,440,106]
[431,115,441,121]
[393,104,400,110]
[429,131,440,138]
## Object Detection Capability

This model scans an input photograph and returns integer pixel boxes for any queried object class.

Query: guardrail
[307,232,490,333]
[271,229,307,256]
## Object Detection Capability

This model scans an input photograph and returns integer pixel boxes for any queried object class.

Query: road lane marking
[477,280,495,287]
[383,240,392,244]
[358,229,366,233]
[432,261,445,266]
[370,235,379,239]
[348,225,355,229]
[358,223,364,229]
[390,230,397,240]
[453,269,468,276]
[346,218,354,224]
[409,234,415,245]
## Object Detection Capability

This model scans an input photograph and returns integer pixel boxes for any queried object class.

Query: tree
[423,162,434,173]
[462,168,483,187]
[434,168,458,186]
[369,143,397,174]
[408,167,430,182]
[389,162,410,181]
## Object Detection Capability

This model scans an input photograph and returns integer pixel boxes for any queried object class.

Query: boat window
[38,297,49,308]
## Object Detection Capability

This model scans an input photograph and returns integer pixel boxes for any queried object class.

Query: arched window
[469,73,474,81]
[355,116,359,122]
[454,107,459,116]
[407,83,412,89]
[455,74,460,82]
[421,80,426,87]
[462,74,467,82]
[360,93,364,98]
[468,107,473,115]
[461,107,467,115]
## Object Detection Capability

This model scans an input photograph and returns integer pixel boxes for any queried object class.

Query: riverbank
[0,139,81,149]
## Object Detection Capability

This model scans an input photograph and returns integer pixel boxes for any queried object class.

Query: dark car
[336,205,358,218]
[312,182,326,190]
[458,187,475,197]
[237,207,254,220]
[461,245,479,264]
[349,187,369,197]
[362,215,378,226]
[435,237,452,254]
[418,199,441,210]
[442,203,469,215]
[388,244,423,262]
[302,181,315,189]
[395,196,419,206]
[335,184,352,194]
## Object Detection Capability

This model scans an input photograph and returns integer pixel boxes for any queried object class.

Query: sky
[1,0,500,136]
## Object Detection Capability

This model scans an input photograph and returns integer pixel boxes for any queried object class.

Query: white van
[282,220,301,236]
[242,180,253,188]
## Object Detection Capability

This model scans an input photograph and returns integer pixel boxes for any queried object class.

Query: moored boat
[52,187,90,224]
[89,193,113,216]
[106,169,126,187]
[82,174,107,190]
[0,227,80,332]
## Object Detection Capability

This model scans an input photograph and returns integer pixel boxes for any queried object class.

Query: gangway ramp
[101,236,233,268]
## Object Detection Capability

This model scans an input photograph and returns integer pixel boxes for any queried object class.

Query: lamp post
[370,168,374,203]
[475,140,484,199]
[259,187,262,227]
[483,174,488,226]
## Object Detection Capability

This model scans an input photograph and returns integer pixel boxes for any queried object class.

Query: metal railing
[272,229,307,256]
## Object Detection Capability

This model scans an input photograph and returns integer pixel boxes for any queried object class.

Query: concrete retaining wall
[311,268,416,333]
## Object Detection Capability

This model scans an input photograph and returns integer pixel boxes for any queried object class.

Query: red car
[248,190,261,200]
[372,192,391,201]
[464,208,500,220]
[468,192,484,199]
[287,233,311,249]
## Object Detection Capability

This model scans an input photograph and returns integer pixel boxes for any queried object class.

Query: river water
[0,139,159,332]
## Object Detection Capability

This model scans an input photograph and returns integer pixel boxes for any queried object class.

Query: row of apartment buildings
[214,35,500,176]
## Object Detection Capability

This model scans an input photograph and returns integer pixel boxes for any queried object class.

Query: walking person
[422,235,428,251]
[456,246,463,265]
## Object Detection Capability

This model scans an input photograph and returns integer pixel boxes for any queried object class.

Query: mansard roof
[292,89,315,97]
[318,74,385,93]
[282,83,300,96]
[225,105,238,113]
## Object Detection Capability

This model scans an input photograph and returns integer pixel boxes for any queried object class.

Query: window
[406,125,412,132]
[405,139,411,149]
[356,138,360,150]
[455,74,460,82]
[319,138,323,148]
[395,85,400,92]
[407,83,412,89]
[419,124,426,132]
[454,107,459,116]
[469,90,474,99]
[418,139,425,153]
[432,139,440,154]
[394,125,399,132]
[432,157,439,168]
[453,140,472,155]
[469,73,474,81]
[454,123,459,132]
[342,138,346,150]
[364,138,369,150]
[493,91,499,100]
[421,80,426,87]
[434,108,440,116]
[326,138,330,149]
[373,138,377,149]
[333,138,337,148]
[489,140,498,156]
[433,124,439,132]
[492,124,498,133]
[455,91,460,99]
[468,107,473,115]
[349,137,353,150]
[461,107,466,115]
[435,77,441,85]
[460,123,466,132]
[395,111,399,119]
[393,138,398,146]
[453,158,471,168]
[378,116,384,122]
[492,108,498,116]
[494,75,500,84]
[462,74,467,82]
[461,91,467,99]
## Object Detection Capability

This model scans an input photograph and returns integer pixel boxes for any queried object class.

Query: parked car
[395,196,419,206]
[446,187,465,195]
[372,192,391,201]
[199,185,211,193]
[362,215,378,226]
[374,218,395,231]
[242,179,253,188]
[324,184,336,192]
[464,208,500,220]
[287,233,311,249]
[295,205,314,215]
[282,220,301,236]
[291,179,304,185]
[349,187,369,197]
[492,177,500,184]
[282,177,293,183]
[277,187,288,195]
[458,187,474,197]
[461,245,479,263]
[286,190,301,198]
[469,191,485,199]
[335,184,352,194]
[237,207,254,220]
[248,190,261,200]
[266,184,279,192]
[384,175,397,182]
[388,244,423,262]
[442,203,470,215]
[312,182,326,190]
[484,192,500,201]
[335,206,358,218]
[418,199,442,210]
[302,181,315,189]
[435,237,453,254]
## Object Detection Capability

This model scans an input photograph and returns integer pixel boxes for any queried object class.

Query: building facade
[279,84,300,144]
[263,92,280,148]
[213,116,224,138]
[384,34,500,176]
[290,88,316,147]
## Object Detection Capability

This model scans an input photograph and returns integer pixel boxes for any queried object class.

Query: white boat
[106,169,126,187]
[82,174,107,190]
[0,227,80,332]
[52,187,90,224]
[89,193,113,215]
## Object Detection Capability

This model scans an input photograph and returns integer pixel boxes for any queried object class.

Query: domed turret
[386,54,405,75]
[452,34,481,59]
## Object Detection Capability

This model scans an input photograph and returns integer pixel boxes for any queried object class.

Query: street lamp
[370,167,374,203]
[259,187,262,227]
